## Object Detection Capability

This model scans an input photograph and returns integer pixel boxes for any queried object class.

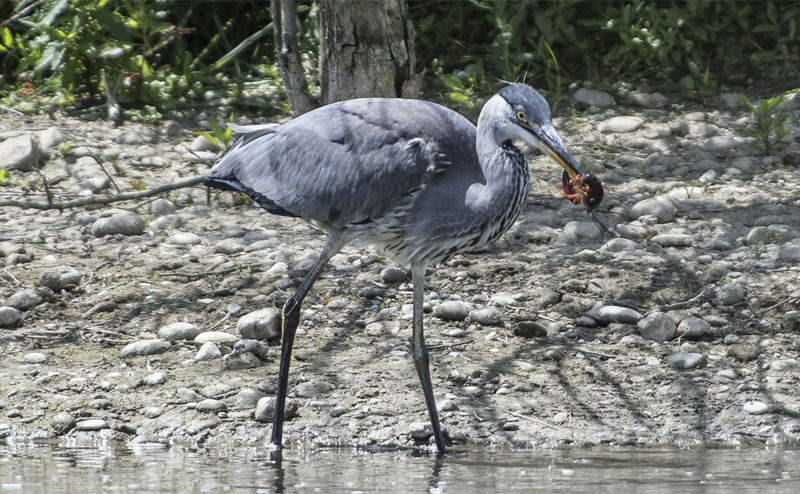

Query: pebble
[190,134,218,152]
[770,359,797,371]
[637,312,676,342]
[166,232,202,246]
[514,320,547,338]
[436,399,458,412]
[151,214,186,230]
[0,306,21,328]
[91,211,145,237]
[38,127,64,149]
[779,245,800,263]
[75,419,109,431]
[665,353,706,370]
[628,196,675,223]
[0,134,41,171]
[409,422,435,440]
[39,265,82,292]
[51,412,75,435]
[237,308,281,340]
[743,401,770,415]
[148,198,176,217]
[145,372,167,385]
[469,306,503,326]
[194,331,238,345]
[782,311,800,331]
[177,387,201,401]
[650,234,692,248]
[598,116,645,133]
[214,239,245,255]
[587,306,643,325]
[158,322,201,341]
[702,136,744,152]
[195,341,222,361]
[196,399,226,413]
[68,156,109,192]
[119,339,171,358]
[629,92,669,108]
[254,397,297,423]
[677,317,712,339]
[232,339,269,359]
[380,267,407,283]
[573,88,615,108]
[143,407,163,419]
[5,289,43,311]
[434,300,472,321]
[716,284,744,305]
[745,226,770,246]
[599,238,640,252]
[235,388,267,407]
[24,352,47,364]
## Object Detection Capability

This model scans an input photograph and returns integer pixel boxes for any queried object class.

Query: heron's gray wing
[205,99,462,228]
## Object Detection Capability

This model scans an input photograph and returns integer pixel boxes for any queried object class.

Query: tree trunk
[272,0,315,116]
[319,0,418,104]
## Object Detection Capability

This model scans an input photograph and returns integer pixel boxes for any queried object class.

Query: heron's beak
[524,123,584,179]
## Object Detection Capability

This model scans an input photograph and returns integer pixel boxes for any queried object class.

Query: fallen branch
[648,284,716,315]
[0,175,206,211]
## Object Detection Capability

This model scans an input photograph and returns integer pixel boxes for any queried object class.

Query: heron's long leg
[410,263,447,455]
[271,230,348,450]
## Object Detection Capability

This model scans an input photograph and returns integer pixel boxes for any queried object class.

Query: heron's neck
[475,125,527,197]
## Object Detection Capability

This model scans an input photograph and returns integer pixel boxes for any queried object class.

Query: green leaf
[211,23,274,71]
[195,131,220,150]
[2,27,12,48]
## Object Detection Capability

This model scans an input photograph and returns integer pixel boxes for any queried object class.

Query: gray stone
[200,383,232,398]
[677,317,712,339]
[190,135,218,152]
[330,405,348,417]
[232,339,269,359]
[0,306,21,328]
[148,199,176,217]
[716,284,744,305]
[665,352,705,370]
[51,412,75,435]
[409,421,436,440]
[628,196,675,223]
[599,238,640,252]
[144,407,163,418]
[158,322,201,341]
[214,239,244,255]
[151,214,186,230]
[166,232,202,246]
[255,397,297,423]
[557,221,602,243]
[38,127,64,149]
[743,401,770,415]
[573,88,615,108]
[770,359,797,371]
[195,341,222,361]
[638,312,676,342]
[436,399,458,412]
[587,306,643,325]
[598,116,645,133]
[6,289,43,311]
[39,265,82,291]
[224,352,263,370]
[177,387,201,401]
[469,306,503,326]
[237,308,281,340]
[91,211,145,237]
[115,131,153,144]
[709,239,733,251]
[75,419,109,431]
[629,92,670,108]
[24,352,47,364]
[68,156,109,192]
[119,339,171,358]
[196,399,226,413]
[434,300,472,321]
[779,245,800,263]
[702,136,745,152]
[145,372,167,385]
[380,267,407,283]
[745,226,770,246]
[194,331,238,345]
[235,388,267,407]
[296,380,333,398]
[0,135,41,171]
[650,234,692,248]
[782,311,800,331]
[514,320,547,338]
[698,170,717,184]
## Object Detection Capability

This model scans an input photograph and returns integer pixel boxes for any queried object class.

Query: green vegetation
[739,89,797,154]
[195,113,234,151]
[1,0,799,116]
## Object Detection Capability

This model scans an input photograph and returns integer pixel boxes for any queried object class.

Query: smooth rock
[677,317,712,339]
[638,312,676,342]
[469,306,503,326]
[745,226,770,246]
[0,134,40,171]
[214,239,244,255]
[166,232,202,246]
[0,307,21,328]
[151,214,186,230]
[770,359,797,371]
[237,308,280,340]
[39,266,82,291]
[68,156,109,192]
[51,412,75,435]
[599,238,640,252]
[145,372,167,385]
[119,339,171,358]
[598,116,645,133]
[91,210,146,237]
[409,422,435,440]
[158,322,201,341]
[194,331,238,345]
[587,306,643,325]
[232,339,269,359]
[24,352,47,364]
[782,311,800,331]
[255,397,297,423]
[573,88,615,108]
[702,136,744,152]
[148,198,176,217]
[779,245,800,263]
[196,399,226,413]
[716,284,744,305]
[38,127,64,149]
[177,388,201,401]
[235,388,267,407]
[380,267,407,283]
[195,341,222,361]
[743,401,770,415]
[665,352,705,369]
[5,289,43,311]
[434,300,472,321]
[629,92,669,108]
[190,135,218,152]
[650,234,692,248]
[115,131,153,144]
[75,419,108,431]
[628,196,675,223]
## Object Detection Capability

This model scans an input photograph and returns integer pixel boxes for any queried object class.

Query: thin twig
[3,270,21,285]
[206,312,231,332]
[757,296,800,316]
[0,105,24,116]
[496,408,570,434]
[0,0,48,27]
[649,284,716,314]
[0,175,206,210]
[89,150,121,194]
[428,340,473,350]
[158,264,243,281]
[35,170,53,207]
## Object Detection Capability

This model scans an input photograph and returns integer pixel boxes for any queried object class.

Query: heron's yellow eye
[517,111,527,121]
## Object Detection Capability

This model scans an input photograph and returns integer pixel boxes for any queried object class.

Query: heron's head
[486,84,604,210]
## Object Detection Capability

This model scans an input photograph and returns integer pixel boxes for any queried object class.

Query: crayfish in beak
[559,172,604,212]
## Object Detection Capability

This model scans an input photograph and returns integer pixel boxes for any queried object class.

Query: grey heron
[204,84,602,455]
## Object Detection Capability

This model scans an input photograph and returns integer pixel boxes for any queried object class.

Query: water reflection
[1,441,799,493]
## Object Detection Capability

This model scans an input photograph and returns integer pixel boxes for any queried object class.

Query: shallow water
[1,442,799,493]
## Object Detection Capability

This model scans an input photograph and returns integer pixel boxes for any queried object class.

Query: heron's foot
[268,443,284,462]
